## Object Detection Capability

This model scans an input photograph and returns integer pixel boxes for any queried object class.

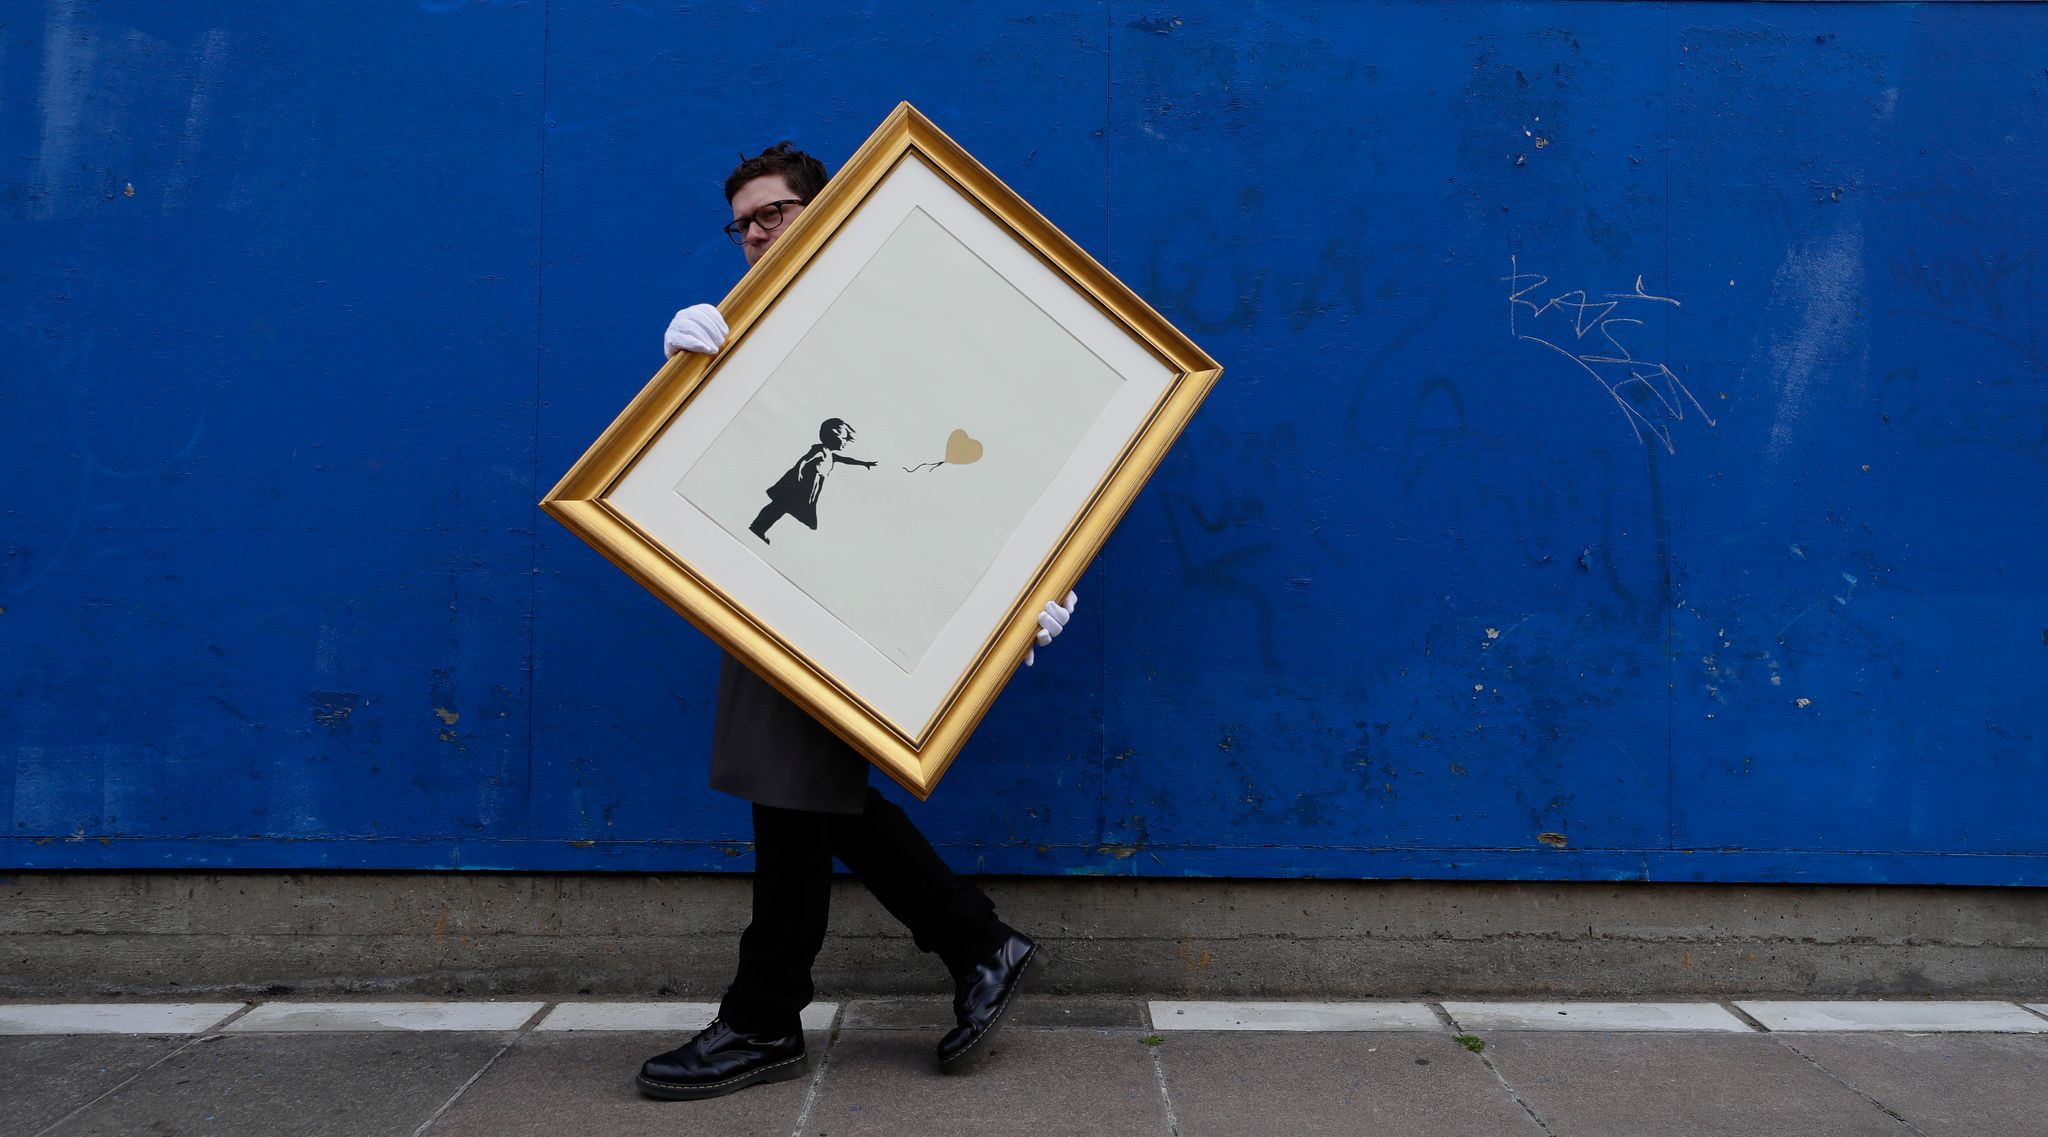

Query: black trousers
[718,786,1010,1037]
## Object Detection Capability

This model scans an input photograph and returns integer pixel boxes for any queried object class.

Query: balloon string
[901,460,945,473]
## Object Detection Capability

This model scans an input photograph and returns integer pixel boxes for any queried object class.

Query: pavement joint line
[1720,999,1772,1032]
[203,1003,259,1033]
[1146,1039,1181,1137]
[1454,1028,1558,1137]
[1766,1034,1930,1137]
[2019,1003,2048,1025]
[410,1035,520,1137]
[1426,1000,1462,1030]
[787,1015,840,1137]
[514,1001,556,1034]
[28,1032,217,1137]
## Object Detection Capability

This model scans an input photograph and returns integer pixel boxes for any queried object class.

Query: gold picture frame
[541,102,1220,799]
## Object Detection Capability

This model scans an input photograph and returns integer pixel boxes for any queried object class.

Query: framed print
[543,103,1220,798]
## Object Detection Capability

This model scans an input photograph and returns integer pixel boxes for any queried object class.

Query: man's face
[731,174,805,267]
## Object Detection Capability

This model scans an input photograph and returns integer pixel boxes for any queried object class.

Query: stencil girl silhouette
[748,417,875,543]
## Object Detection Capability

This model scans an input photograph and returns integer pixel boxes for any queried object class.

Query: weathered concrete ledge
[4,873,2044,999]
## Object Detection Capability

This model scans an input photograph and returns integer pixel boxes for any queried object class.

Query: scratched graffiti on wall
[1505,257,1715,454]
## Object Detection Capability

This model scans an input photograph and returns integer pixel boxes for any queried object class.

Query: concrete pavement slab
[40,1032,509,1137]
[1004,995,1149,1030]
[1737,1000,2048,1032]
[422,1029,829,1137]
[1785,1033,2048,1135]
[0,1035,193,1135]
[534,1001,838,1031]
[1150,1000,1442,1032]
[1480,1032,1903,1136]
[226,1001,544,1032]
[842,995,1146,1031]
[0,1003,246,1035]
[1154,1031,1540,1137]
[1442,1001,1752,1032]
[804,1028,1164,1137]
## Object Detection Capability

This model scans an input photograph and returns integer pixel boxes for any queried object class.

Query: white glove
[1024,590,1077,668]
[663,304,728,358]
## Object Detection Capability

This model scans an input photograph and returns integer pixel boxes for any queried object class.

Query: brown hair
[724,142,829,204]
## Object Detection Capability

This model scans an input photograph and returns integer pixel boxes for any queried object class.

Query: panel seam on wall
[526,0,554,820]
[1661,0,1678,855]
[1094,0,1115,859]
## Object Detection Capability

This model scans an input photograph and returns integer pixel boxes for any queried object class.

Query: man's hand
[664,304,728,358]
[1024,590,1078,668]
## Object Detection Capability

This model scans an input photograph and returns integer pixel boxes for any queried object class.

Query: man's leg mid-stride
[636,803,827,1100]
[636,791,1043,1099]
[832,788,1043,1073]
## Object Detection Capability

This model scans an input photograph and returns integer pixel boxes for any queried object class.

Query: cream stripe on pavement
[535,1002,840,1032]
[13,999,2048,1035]
[1441,1002,1752,1032]
[0,1003,248,1035]
[225,1001,546,1032]
[1735,1000,2048,1033]
[1149,1001,1441,1032]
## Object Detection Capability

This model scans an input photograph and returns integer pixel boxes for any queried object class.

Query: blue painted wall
[4,2,2043,883]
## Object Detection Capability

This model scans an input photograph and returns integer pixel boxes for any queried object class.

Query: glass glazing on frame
[674,206,1125,671]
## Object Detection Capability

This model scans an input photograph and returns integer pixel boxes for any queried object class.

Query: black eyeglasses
[723,198,804,244]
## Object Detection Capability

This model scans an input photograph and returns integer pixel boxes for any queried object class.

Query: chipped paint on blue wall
[3,3,2043,883]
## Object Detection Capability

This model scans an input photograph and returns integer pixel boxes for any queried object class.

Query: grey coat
[708,653,871,815]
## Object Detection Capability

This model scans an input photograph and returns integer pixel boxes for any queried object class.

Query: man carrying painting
[635,141,1079,1101]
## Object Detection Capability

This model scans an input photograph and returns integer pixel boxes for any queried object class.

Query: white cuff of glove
[664,304,728,358]
[1024,590,1078,668]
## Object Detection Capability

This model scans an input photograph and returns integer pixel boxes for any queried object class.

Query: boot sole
[938,945,1044,1075]
[635,1051,809,1101]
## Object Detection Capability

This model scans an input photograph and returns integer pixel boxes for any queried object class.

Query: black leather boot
[936,931,1042,1073]
[637,1018,807,1100]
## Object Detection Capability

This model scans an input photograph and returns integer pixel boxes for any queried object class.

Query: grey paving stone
[842,994,1145,1031]
[226,1000,545,1033]
[1005,996,1149,1031]
[0,1034,192,1135]
[1156,1031,1541,1137]
[424,1029,827,1137]
[1153,1000,1441,1032]
[1481,1033,1904,1136]
[1738,1000,2048,1033]
[1787,1033,2048,1135]
[43,1032,508,1137]
[837,996,958,1031]
[1442,1000,1750,1032]
[803,1028,1163,1137]
[534,1001,838,1031]
[0,1003,245,1035]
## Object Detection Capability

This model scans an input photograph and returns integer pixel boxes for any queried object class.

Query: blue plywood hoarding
[3,2,2042,883]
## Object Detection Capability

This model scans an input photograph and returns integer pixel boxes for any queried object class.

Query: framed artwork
[543,103,1220,798]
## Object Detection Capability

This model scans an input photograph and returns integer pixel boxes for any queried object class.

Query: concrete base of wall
[5,873,2044,999]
